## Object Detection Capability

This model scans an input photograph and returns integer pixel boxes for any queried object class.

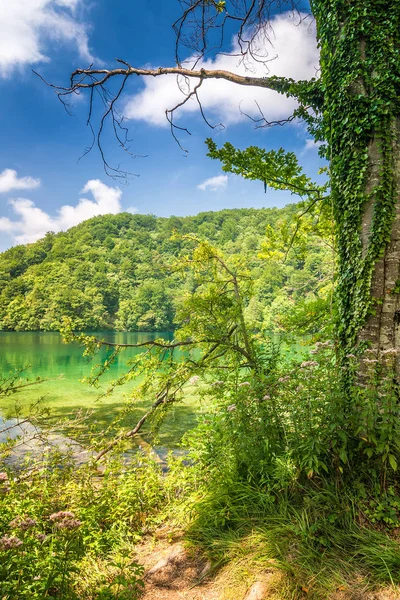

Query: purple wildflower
[49,511,81,530]
[55,519,82,530]
[300,361,319,368]
[49,511,75,522]
[238,381,251,387]
[227,404,236,412]
[0,473,8,482]
[315,341,332,348]
[9,517,37,531]
[0,535,23,550]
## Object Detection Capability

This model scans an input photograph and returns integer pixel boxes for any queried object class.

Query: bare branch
[94,324,239,461]
[239,99,298,129]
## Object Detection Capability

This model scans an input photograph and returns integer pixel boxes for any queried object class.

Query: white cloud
[0,179,124,245]
[0,169,41,193]
[0,0,93,77]
[303,138,323,152]
[57,180,122,230]
[197,174,228,192]
[125,12,318,127]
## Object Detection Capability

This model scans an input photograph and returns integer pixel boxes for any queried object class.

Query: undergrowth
[3,340,400,598]
[0,452,164,599]
[160,341,400,598]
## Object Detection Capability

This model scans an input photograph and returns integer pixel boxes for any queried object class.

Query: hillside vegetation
[0,206,332,334]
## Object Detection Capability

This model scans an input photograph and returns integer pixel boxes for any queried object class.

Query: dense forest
[0,205,333,334]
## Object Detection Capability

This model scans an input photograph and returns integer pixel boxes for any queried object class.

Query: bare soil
[136,530,400,600]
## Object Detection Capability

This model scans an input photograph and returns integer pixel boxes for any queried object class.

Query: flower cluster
[315,341,332,349]
[49,511,82,530]
[0,472,10,494]
[9,517,37,531]
[0,535,23,550]
[300,361,319,369]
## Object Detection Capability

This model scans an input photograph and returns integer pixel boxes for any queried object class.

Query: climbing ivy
[203,1,400,366]
[310,0,400,357]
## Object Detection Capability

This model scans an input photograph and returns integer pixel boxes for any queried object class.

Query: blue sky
[0,0,322,251]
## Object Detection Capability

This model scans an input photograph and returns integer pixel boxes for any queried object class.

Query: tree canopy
[0,205,333,335]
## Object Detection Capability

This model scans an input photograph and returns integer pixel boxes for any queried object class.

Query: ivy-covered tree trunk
[313,0,400,373]
[358,123,400,362]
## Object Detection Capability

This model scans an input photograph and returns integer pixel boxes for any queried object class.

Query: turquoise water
[0,331,198,447]
[0,331,173,383]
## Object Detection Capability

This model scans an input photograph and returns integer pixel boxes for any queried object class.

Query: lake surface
[0,331,198,448]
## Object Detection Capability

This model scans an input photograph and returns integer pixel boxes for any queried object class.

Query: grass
[175,479,400,599]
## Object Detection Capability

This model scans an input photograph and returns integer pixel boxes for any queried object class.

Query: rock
[146,543,186,577]
[199,559,212,580]
[243,572,278,600]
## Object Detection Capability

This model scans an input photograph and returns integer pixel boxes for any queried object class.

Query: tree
[49,1,400,377]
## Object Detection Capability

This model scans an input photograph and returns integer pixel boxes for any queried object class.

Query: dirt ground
[136,530,400,600]
[137,533,220,600]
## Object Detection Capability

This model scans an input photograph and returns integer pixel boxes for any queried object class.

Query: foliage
[310,0,400,357]
[0,453,163,599]
[66,239,400,486]
[0,207,333,336]
[158,340,400,597]
[3,237,400,597]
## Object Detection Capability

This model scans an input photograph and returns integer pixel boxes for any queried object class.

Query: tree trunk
[358,121,400,371]
[313,0,400,375]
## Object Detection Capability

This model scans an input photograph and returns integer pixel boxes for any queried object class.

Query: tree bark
[357,120,400,371]
[313,0,400,377]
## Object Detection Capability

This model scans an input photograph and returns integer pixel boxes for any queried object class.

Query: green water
[0,331,199,447]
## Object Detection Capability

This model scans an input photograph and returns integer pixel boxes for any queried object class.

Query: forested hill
[0,206,332,333]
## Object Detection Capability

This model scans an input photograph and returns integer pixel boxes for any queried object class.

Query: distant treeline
[0,206,332,333]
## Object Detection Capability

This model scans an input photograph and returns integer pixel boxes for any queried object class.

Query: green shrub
[0,453,162,599]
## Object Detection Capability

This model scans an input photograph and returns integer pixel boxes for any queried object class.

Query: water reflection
[0,331,173,381]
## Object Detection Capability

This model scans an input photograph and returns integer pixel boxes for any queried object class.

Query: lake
[0,331,200,448]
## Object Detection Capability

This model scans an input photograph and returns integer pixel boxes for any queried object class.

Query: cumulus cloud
[0,169,41,193]
[197,174,228,192]
[0,0,93,77]
[125,12,319,127]
[0,179,124,245]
